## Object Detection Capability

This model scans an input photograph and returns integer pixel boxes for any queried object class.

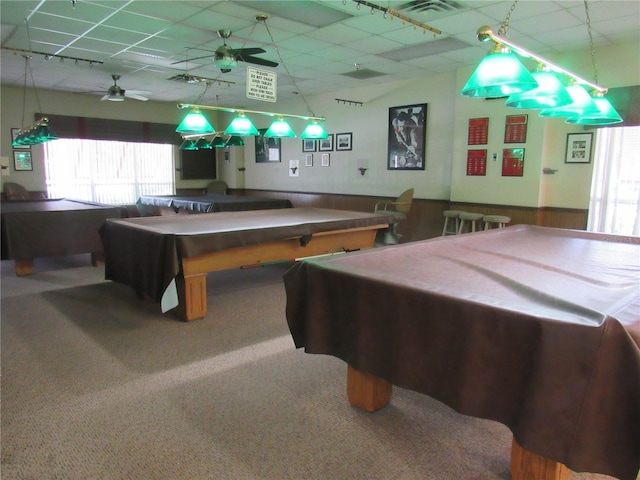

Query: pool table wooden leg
[14,259,34,276]
[346,366,570,480]
[511,438,569,480]
[175,273,207,321]
[346,365,392,412]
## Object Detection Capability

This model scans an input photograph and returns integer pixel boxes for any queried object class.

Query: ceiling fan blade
[125,93,149,101]
[231,47,266,56]
[239,55,279,68]
[100,94,110,101]
[126,90,152,95]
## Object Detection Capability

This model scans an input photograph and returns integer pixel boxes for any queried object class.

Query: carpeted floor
[1,255,622,479]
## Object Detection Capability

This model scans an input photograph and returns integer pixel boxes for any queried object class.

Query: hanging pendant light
[264,117,296,138]
[224,112,259,136]
[539,84,598,118]
[210,136,228,148]
[565,95,623,125]
[179,138,198,150]
[461,44,538,98]
[226,136,246,147]
[195,137,213,149]
[300,120,328,140]
[176,108,215,135]
[505,70,573,109]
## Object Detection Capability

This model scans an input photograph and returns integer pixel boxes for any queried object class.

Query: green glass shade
[505,71,573,109]
[300,121,328,140]
[224,114,259,136]
[565,96,623,126]
[539,85,598,118]
[195,137,213,149]
[179,139,198,150]
[461,51,538,98]
[33,124,58,142]
[225,136,245,147]
[176,108,215,134]
[210,136,228,148]
[264,118,296,138]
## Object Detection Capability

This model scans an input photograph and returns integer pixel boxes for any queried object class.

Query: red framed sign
[502,148,525,176]
[504,114,528,144]
[468,117,489,145]
[466,149,487,176]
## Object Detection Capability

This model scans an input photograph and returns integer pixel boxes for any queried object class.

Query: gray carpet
[1,256,619,479]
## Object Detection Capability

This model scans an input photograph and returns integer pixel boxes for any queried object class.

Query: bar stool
[458,212,484,234]
[483,215,511,230]
[442,210,463,236]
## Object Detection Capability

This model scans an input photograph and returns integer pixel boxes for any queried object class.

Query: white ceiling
[1,0,639,110]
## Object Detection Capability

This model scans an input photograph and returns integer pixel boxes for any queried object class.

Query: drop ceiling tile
[86,26,152,46]
[102,11,172,34]
[275,35,335,55]
[508,10,584,37]
[123,1,206,20]
[347,35,405,55]
[38,0,120,23]
[427,10,497,35]
[26,13,94,35]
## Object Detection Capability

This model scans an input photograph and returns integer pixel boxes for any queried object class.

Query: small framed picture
[321,153,330,167]
[319,134,333,152]
[302,139,316,152]
[565,133,593,164]
[336,132,352,151]
[305,154,313,167]
[11,128,30,149]
[13,150,33,171]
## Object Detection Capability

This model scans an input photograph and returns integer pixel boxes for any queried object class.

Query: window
[44,139,175,205]
[588,126,640,236]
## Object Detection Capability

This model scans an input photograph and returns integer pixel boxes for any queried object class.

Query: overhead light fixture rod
[351,0,441,35]
[177,103,325,122]
[475,26,607,94]
[2,46,104,66]
[335,98,363,106]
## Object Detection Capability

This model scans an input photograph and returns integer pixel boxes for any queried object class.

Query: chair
[3,182,30,200]
[205,180,228,195]
[483,215,511,230]
[442,210,464,236]
[457,211,484,234]
[374,188,414,245]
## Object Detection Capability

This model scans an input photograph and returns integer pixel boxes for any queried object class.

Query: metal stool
[458,212,484,234]
[483,215,511,230]
[442,210,463,236]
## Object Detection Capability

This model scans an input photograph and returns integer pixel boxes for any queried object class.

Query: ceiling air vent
[397,0,465,14]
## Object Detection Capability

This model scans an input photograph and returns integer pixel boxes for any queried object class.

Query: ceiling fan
[172,30,279,73]
[101,74,151,102]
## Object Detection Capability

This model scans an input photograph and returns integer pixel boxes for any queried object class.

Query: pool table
[101,207,392,321]
[1,198,123,275]
[136,194,293,214]
[284,225,640,480]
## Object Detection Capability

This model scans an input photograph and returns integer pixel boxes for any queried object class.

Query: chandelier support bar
[477,26,607,94]
[177,103,326,122]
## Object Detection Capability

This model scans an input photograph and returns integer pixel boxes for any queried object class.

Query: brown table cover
[137,194,293,213]
[1,198,122,260]
[284,225,640,480]
[101,207,393,304]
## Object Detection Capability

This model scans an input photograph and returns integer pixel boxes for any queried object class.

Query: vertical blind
[44,139,175,205]
[588,126,640,236]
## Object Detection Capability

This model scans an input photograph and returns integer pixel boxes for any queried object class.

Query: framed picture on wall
[302,139,316,152]
[13,150,33,171]
[565,133,593,164]
[319,134,333,152]
[11,128,30,149]
[336,132,352,151]
[387,103,426,170]
[255,129,281,162]
[305,154,313,167]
